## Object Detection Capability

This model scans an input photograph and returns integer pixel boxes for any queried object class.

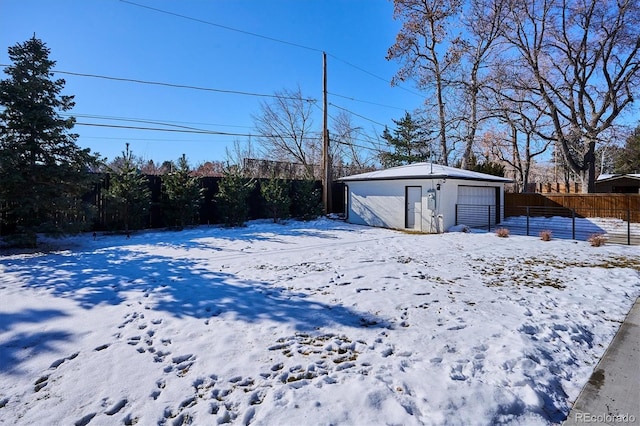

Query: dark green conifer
[162,154,203,229]
[0,37,101,246]
[216,166,255,227]
[106,144,151,233]
[260,176,291,223]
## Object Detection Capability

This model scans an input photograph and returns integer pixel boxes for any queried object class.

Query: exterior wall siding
[344,178,505,233]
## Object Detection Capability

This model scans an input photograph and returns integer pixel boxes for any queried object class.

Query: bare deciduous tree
[456,0,507,169]
[253,87,320,178]
[387,0,463,165]
[331,111,378,171]
[501,0,640,192]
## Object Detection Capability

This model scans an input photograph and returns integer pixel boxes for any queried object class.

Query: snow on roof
[597,173,640,182]
[338,162,512,183]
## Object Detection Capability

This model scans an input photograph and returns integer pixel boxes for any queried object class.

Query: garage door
[456,186,498,228]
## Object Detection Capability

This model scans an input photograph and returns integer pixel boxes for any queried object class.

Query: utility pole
[322,52,332,214]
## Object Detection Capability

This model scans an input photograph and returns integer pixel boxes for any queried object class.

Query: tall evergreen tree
[379,112,431,168]
[216,165,255,227]
[162,154,203,229]
[106,144,151,233]
[0,37,101,246]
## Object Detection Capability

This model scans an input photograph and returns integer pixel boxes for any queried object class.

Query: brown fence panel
[505,194,640,222]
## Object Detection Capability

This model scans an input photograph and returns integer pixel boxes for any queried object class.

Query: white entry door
[406,186,422,230]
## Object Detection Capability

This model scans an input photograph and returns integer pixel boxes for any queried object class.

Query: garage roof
[338,162,512,183]
[597,173,640,182]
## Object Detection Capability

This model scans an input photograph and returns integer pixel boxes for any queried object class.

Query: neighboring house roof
[596,173,640,182]
[338,162,512,183]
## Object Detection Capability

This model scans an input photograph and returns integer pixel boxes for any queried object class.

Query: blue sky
[1,0,425,166]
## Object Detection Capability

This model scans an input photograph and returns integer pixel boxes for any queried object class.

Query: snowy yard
[0,219,638,425]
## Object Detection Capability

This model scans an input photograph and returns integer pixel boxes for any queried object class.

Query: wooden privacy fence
[505,193,640,223]
[502,193,639,245]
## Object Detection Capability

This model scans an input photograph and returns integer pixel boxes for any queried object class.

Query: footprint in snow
[127,336,141,346]
[73,412,96,426]
[34,375,49,392]
[49,352,79,369]
[172,354,196,377]
[104,398,128,416]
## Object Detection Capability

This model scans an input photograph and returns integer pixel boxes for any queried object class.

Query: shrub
[588,233,607,247]
[260,177,291,223]
[216,166,255,227]
[539,230,552,241]
[162,154,204,229]
[107,144,152,233]
[291,179,322,221]
[495,228,510,238]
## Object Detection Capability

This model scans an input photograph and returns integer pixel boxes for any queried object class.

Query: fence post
[628,208,631,246]
[572,209,576,240]
[455,204,458,225]
[488,205,491,232]
[526,206,530,236]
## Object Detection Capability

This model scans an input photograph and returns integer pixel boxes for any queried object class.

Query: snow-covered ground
[1,219,638,426]
[498,215,640,242]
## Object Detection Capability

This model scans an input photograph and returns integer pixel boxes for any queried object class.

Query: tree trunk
[579,139,597,193]
[436,75,448,166]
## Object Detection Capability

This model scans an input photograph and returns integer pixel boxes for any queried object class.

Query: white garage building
[338,162,511,233]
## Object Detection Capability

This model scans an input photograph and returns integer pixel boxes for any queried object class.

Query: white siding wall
[345,180,409,229]
[344,178,505,233]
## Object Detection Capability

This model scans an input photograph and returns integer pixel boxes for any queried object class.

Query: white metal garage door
[456,186,497,228]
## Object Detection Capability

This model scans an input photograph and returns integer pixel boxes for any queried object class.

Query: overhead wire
[76,122,322,141]
[0,67,407,120]
[4,0,409,158]
[28,67,404,113]
[46,69,317,102]
[75,121,384,153]
[64,113,254,130]
[119,0,324,54]
[308,103,387,155]
[328,103,388,127]
[119,0,424,99]
[327,92,407,111]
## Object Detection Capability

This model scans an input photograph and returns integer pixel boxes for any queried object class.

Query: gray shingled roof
[338,162,512,183]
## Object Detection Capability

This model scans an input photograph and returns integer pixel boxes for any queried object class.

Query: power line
[56,68,402,114]
[65,113,254,131]
[327,92,407,111]
[120,0,323,53]
[325,54,424,98]
[119,0,424,99]
[44,67,405,112]
[72,111,383,147]
[78,121,387,155]
[329,103,388,128]
[76,122,245,135]
[5,63,405,127]
[336,141,385,155]
[43,68,317,102]
[76,121,321,140]
[83,136,231,143]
